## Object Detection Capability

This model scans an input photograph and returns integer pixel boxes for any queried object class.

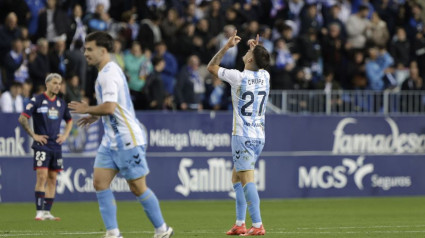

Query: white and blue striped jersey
[218,67,270,139]
[95,61,147,150]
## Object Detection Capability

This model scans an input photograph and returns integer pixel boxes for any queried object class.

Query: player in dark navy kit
[18,73,73,221]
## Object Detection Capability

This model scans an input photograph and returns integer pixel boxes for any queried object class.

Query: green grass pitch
[0,196,424,238]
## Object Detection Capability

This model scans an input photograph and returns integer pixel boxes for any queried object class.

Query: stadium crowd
[0,0,424,112]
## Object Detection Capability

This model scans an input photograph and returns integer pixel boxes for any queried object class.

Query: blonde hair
[45,73,62,84]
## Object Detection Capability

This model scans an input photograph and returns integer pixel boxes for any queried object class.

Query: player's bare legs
[238,170,265,236]
[129,176,173,238]
[227,168,247,235]
[94,168,122,237]
[42,170,60,220]
[34,169,48,220]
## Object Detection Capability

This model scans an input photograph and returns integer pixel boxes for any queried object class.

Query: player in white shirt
[208,31,270,236]
[69,32,173,238]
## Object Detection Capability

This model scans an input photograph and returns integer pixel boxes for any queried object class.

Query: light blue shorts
[232,135,265,172]
[94,145,149,180]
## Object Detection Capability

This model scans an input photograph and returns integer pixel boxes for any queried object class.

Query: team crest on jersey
[26,103,33,110]
[57,100,61,107]
[48,107,59,119]
[42,100,48,104]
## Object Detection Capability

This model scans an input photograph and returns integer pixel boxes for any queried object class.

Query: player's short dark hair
[253,45,270,69]
[85,31,113,52]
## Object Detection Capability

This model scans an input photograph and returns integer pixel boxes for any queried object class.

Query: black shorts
[33,150,64,171]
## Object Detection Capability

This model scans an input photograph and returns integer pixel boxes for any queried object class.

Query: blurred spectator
[206,0,225,36]
[0,0,30,27]
[138,49,154,86]
[401,61,423,112]
[64,74,83,103]
[125,41,148,92]
[141,55,166,110]
[224,7,244,30]
[118,11,139,48]
[85,3,109,33]
[175,55,204,111]
[68,4,87,49]
[0,12,22,61]
[28,38,50,91]
[216,25,238,68]
[298,28,322,82]
[323,3,347,38]
[0,82,23,113]
[110,39,125,70]
[25,0,45,36]
[271,38,295,89]
[161,8,184,48]
[368,12,390,48]
[174,22,196,66]
[365,46,394,91]
[288,0,305,35]
[405,3,423,42]
[65,39,87,92]
[3,38,28,89]
[300,3,323,35]
[49,38,67,76]
[413,28,425,79]
[154,41,178,98]
[86,0,110,14]
[346,5,371,49]
[137,13,162,52]
[194,18,213,63]
[22,80,32,106]
[390,27,410,87]
[316,69,342,92]
[402,61,423,90]
[36,0,70,44]
[391,27,410,68]
[234,0,262,22]
[373,0,398,37]
[205,76,229,110]
[346,50,367,90]
[259,26,274,53]
[321,22,348,84]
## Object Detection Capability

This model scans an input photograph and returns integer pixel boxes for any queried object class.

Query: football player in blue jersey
[18,73,73,221]
[208,31,270,236]
[69,31,173,238]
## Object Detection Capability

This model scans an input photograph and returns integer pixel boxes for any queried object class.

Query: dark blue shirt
[21,93,72,151]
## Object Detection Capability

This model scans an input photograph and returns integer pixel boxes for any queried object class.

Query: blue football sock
[96,189,118,230]
[137,188,165,228]
[35,191,45,211]
[233,182,247,222]
[243,182,262,223]
[44,198,54,211]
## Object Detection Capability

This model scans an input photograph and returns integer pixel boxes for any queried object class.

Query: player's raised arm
[207,30,241,77]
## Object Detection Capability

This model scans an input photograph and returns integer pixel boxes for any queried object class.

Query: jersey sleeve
[218,67,242,86]
[63,99,72,123]
[98,73,119,103]
[21,97,37,118]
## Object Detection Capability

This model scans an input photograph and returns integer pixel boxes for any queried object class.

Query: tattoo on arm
[18,115,34,138]
[208,46,229,68]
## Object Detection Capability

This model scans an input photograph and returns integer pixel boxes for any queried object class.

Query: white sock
[236,220,245,226]
[252,222,262,228]
[155,223,167,234]
[107,228,120,236]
